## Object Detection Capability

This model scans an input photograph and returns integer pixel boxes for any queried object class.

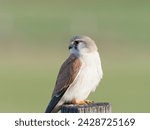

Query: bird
[45,35,103,113]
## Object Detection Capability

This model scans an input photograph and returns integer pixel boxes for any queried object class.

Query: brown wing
[52,54,81,96]
[45,54,81,113]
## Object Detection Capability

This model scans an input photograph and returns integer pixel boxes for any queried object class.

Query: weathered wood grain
[61,102,111,113]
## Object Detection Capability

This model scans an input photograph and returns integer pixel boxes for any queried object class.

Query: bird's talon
[85,100,94,104]
[71,99,94,105]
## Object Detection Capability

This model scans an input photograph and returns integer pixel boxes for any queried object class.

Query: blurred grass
[0,0,150,112]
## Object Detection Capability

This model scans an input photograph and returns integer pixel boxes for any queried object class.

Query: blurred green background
[0,0,150,112]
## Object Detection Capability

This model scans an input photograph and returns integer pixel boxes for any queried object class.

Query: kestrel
[45,35,103,113]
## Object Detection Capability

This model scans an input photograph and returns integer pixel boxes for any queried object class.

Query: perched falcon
[45,35,103,113]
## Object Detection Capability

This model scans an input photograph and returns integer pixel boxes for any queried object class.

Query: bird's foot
[71,99,94,105]
[84,100,94,104]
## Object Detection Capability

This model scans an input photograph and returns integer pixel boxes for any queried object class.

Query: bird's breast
[63,52,103,102]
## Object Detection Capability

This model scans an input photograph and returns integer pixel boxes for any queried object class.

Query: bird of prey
[45,35,103,113]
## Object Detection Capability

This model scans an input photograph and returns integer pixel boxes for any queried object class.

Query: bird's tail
[45,96,62,113]
[45,87,67,113]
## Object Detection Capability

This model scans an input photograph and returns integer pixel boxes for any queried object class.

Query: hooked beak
[68,44,73,50]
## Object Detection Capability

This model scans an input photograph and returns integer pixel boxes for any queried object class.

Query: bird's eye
[74,40,79,46]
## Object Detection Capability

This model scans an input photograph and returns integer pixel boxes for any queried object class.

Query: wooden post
[61,102,111,113]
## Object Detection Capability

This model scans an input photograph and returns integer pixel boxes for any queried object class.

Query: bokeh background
[0,0,150,112]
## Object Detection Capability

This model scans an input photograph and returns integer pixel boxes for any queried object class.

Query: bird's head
[68,35,97,56]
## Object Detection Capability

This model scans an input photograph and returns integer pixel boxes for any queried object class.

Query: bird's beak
[68,44,73,50]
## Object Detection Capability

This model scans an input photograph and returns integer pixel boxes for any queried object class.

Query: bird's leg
[71,99,94,105]
[71,99,86,105]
